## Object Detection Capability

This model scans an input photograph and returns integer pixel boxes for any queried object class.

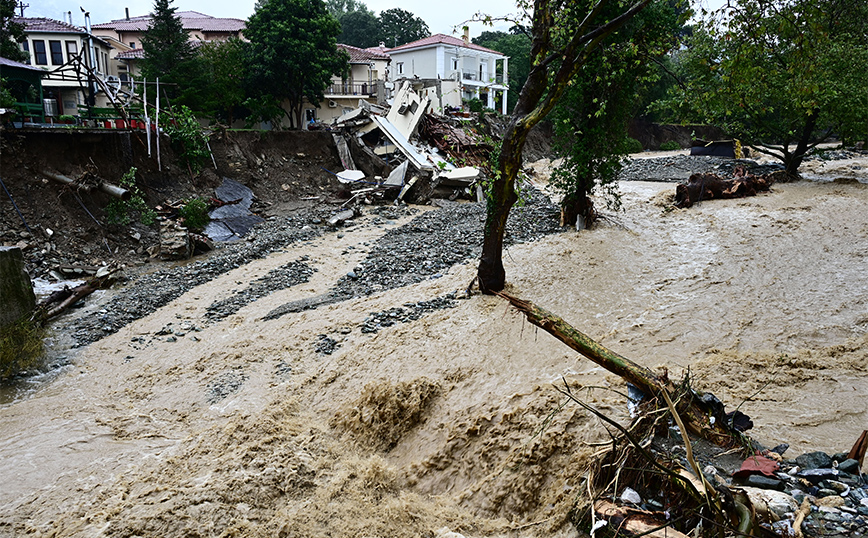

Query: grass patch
[0,317,45,380]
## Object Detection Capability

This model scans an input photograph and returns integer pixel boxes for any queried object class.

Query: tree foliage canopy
[659,0,868,174]
[140,0,195,99]
[338,10,381,48]
[0,0,27,63]
[325,0,372,18]
[245,0,347,129]
[550,0,685,227]
[378,8,429,48]
[472,30,531,114]
[196,37,248,124]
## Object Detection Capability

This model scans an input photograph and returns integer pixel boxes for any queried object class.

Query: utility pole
[17,1,29,16]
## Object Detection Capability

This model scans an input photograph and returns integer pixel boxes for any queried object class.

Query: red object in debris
[733,455,780,478]
[129,119,138,129]
[115,119,126,129]
[103,120,112,129]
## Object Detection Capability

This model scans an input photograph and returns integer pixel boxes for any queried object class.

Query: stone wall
[0,247,35,328]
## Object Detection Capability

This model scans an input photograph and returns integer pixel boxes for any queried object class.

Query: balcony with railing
[325,82,377,97]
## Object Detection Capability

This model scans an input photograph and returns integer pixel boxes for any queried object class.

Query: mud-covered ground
[1,138,867,537]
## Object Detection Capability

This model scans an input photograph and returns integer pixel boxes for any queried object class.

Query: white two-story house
[386,31,508,114]
[15,17,116,115]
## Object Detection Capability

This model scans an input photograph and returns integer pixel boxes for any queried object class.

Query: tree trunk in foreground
[498,291,743,449]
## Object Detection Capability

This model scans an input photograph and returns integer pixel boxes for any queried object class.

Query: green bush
[660,140,682,151]
[161,106,210,174]
[623,138,644,154]
[0,317,44,380]
[178,198,210,230]
[105,167,157,226]
[466,98,485,114]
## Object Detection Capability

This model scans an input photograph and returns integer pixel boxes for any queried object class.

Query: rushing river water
[1,178,866,537]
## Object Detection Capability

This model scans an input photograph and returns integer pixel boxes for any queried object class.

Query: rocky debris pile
[313,334,340,355]
[66,214,325,345]
[204,257,316,323]
[730,449,868,537]
[206,369,248,404]
[63,184,559,345]
[359,293,459,334]
[618,154,784,182]
[654,433,868,538]
[329,188,560,301]
[806,149,867,162]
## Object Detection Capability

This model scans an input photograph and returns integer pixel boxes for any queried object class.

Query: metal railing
[325,82,377,97]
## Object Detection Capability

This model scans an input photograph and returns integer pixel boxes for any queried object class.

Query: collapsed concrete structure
[329,81,490,204]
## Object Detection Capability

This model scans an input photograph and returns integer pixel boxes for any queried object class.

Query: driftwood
[497,292,745,449]
[34,269,120,323]
[594,500,691,538]
[497,292,765,537]
[674,167,781,208]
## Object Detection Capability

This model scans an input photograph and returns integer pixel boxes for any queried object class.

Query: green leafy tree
[378,8,429,47]
[325,0,372,18]
[659,0,868,176]
[140,0,196,103]
[338,10,381,48]
[0,0,27,63]
[473,30,531,113]
[197,37,248,125]
[478,0,653,293]
[549,0,685,228]
[245,0,348,129]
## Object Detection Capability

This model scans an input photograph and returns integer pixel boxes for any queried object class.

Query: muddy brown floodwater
[1,175,867,537]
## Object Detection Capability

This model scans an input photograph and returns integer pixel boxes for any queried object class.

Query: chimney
[125,7,130,19]
[462,26,470,45]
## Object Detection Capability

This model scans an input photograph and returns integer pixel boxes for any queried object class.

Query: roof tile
[387,34,504,56]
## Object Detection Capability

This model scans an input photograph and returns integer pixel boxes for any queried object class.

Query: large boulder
[0,246,35,328]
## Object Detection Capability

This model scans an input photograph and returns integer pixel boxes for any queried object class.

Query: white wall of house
[20,31,115,114]
[389,41,508,114]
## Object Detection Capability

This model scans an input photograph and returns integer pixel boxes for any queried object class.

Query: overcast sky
[23,0,726,40]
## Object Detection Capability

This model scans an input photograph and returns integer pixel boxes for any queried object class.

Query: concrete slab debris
[330,83,484,203]
[336,169,367,183]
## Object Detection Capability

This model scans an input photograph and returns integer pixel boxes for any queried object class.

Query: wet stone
[839,459,861,475]
[740,474,785,491]
[799,468,840,484]
[797,451,833,470]
[206,370,248,404]
[314,335,339,355]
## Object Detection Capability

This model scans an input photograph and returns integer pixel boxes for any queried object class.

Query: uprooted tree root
[564,388,756,538]
[495,291,780,538]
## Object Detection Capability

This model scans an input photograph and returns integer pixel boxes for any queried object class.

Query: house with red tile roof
[385,31,509,114]
[92,10,246,50]
[91,11,247,106]
[315,43,392,123]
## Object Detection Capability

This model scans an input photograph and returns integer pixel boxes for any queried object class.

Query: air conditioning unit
[328,100,338,108]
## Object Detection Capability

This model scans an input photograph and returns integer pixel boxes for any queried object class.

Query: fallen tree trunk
[674,168,782,208]
[497,291,745,450]
[34,270,119,323]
